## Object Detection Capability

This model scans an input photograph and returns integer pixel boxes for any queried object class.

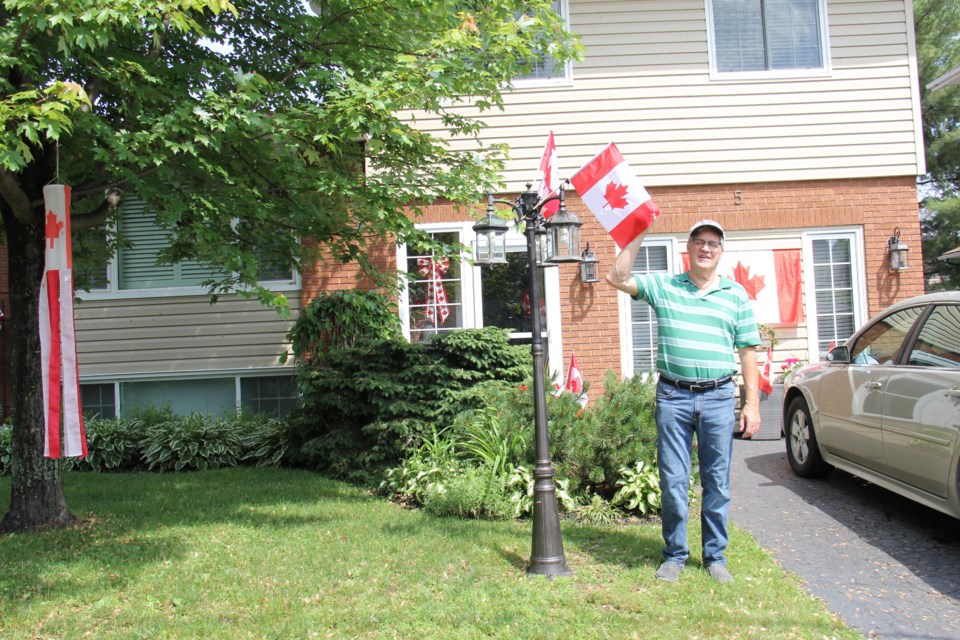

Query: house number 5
[734,190,742,206]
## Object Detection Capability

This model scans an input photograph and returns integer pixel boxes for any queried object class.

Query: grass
[0,468,860,639]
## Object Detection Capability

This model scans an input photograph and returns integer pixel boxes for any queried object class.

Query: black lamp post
[472,183,578,578]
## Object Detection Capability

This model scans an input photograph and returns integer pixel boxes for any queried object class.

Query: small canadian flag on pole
[759,346,774,396]
[565,354,584,395]
[39,184,87,459]
[569,142,660,248]
[536,131,560,218]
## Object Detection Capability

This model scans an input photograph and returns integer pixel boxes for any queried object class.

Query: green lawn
[0,468,860,639]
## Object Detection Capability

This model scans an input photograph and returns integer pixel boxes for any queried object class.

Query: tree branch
[71,189,123,231]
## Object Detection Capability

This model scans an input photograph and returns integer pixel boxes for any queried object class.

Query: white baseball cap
[688,219,724,240]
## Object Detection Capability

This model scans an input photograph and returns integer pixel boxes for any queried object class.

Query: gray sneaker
[707,563,734,583]
[655,561,683,581]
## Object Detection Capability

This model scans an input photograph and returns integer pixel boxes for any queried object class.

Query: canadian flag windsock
[759,347,774,396]
[569,142,660,248]
[565,354,584,395]
[537,131,560,218]
[39,184,87,459]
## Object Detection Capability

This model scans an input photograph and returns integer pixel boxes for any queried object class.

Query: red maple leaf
[730,261,765,299]
[45,210,64,249]
[603,181,629,209]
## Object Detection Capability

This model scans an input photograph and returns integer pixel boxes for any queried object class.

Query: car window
[850,306,925,365]
[907,305,960,368]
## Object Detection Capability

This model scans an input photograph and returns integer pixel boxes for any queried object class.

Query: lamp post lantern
[472,183,578,578]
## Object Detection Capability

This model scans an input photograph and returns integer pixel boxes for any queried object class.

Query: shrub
[65,417,147,472]
[378,426,462,506]
[286,327,529,482]
[572,494,622,526]
[285,289,403,366]
[422,465,514,521]
[235,413,289,467]
[506,464,577,518]
[140,412,245,472]
[550,371,659,497]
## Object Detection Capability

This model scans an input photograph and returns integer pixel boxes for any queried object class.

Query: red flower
[519,385,528,391]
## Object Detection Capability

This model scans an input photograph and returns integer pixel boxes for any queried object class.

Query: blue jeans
[655,378,736,567]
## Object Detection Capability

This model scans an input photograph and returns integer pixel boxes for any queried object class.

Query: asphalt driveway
[730,438,960,640]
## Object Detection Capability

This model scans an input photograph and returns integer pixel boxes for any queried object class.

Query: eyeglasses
[689,239,723,250]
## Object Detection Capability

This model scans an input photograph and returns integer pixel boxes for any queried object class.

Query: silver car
[783,291,960,519]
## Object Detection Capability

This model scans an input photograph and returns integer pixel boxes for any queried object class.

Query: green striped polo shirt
[632,273,761,382]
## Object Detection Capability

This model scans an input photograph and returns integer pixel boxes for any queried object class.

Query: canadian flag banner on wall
[39,184,87,459]
[684,248,805,325]
[536,131,560,218]
[569,142,660,248]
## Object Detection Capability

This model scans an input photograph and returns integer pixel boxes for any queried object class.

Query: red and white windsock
[39,184,87,459]
[570,142,660,248]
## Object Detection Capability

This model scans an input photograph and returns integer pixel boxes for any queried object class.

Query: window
[79,195,299,297]
[629,243,671,374]
[514,0,572,86]
[240,375,298,417]
[810,236,860,354]
[117,197,224,290]
[850,307,924,366]
[480,251,546,336]
[398,224,563,380]
[80,383,117,419]
[908,305,960,368]
[708,0,827,75]
[404,230,466,344]
[121,378,236,417]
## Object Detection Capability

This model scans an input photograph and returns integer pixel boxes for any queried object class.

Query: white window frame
[615,236,677,379]
[397,222,563,383]
[705,0,832,81]
[512,0,574,89]
[801,227,867,357]
[77,207,300,301]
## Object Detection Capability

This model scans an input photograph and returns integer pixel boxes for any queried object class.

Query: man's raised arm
[604,228,652,297]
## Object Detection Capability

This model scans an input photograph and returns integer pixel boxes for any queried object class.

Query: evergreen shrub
[286,327,529,483]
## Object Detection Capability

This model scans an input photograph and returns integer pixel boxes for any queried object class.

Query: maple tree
[603,181,630,209]
[0,0,579,532]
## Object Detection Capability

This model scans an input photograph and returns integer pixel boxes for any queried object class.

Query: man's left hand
[740,403,761,438]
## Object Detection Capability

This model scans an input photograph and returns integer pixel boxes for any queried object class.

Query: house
[308,0,927,399]
[0,0,926,419]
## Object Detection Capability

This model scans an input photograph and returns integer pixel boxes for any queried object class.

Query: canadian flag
[570,142,660,248]
[565,354,584,394]
[682,249,804,325]
[759,346,774,395]
[536,131,560,218]
[39,184,87,459]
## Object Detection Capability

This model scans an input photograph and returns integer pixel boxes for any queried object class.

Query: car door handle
[865,380,884,389]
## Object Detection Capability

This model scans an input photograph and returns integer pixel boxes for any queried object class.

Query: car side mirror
[826,346,850,363]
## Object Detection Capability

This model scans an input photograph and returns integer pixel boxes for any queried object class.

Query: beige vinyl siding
[410,0,923,190]
[74,295,298,377]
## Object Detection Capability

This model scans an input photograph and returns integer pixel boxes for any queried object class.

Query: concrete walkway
[730,438,960,640]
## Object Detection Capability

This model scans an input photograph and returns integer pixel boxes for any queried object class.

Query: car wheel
[785,396,832,478]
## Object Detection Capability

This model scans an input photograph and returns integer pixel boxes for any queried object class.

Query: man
[605,219,761,583]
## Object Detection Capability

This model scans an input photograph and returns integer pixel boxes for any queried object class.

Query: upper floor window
[708,0,827,76]
[514,0,572,87]
[80,195,297,297]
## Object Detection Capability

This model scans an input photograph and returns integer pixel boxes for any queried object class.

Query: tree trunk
[0,202,75,533]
